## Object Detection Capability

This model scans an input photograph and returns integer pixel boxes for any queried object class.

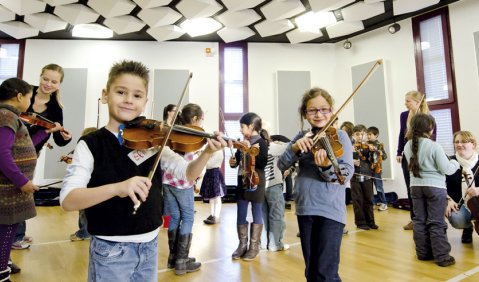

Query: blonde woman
[396,91,435,230]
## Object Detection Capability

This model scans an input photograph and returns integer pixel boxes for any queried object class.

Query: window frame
[0,39,25,79]
[412,6,460,133]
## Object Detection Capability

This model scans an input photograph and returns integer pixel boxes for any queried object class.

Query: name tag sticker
[128,147,159,165]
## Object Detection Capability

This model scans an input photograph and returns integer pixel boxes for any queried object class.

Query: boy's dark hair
[177,103,203,125]
[0,77,32,101]
[106,60,149,91]
[162,104,176,122]
[352,124,367,133]
[406,113,436,178]
[367,126,379,136]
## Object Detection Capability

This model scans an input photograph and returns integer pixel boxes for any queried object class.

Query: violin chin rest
[125,116,146,127]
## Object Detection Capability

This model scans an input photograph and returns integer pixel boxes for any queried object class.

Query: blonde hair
[81,127,97,137]
[453,131,477,148]
[41,64,65,109]
[406,90,429,114]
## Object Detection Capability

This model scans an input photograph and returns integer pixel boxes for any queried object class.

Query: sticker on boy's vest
[128,147,159,165]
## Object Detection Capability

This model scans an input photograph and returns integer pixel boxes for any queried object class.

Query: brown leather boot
[175,233,201,275]
[243,223,263,261]
[232,224,249,259]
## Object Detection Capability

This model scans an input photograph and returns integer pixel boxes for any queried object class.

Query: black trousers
[401,156,415,220]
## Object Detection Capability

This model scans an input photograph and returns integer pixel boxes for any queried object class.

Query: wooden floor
[10,201,479,282]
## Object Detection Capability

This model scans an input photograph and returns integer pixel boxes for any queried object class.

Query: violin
[370,143,384,174]
[122,116,233,153]
[231,142,260,189]
[19,112,66,133]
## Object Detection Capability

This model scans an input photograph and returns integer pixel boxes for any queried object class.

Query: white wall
[248,42,337,133]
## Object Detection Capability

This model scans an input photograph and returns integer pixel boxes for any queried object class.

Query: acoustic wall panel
[277,71,311,140]
[352,60,391,178]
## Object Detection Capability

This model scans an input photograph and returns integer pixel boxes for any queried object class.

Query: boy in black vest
[60,60,229,281]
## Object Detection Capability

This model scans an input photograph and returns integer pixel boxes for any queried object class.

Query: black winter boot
[0,267,11,282]
[175,233,201,275]
[232,224,248,259]
[462,227,473,244]
[243,223,263,261]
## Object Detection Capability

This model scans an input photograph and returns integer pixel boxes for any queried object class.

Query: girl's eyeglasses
[305,108,332,116]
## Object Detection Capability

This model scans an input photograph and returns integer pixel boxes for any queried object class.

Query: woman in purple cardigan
[396,90,436,230]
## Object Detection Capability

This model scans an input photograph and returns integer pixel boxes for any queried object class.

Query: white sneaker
[379,203,388,211]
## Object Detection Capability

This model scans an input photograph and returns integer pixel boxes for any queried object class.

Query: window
[219,42,248,186]
[0,39,25,83]
[412,7,459,155]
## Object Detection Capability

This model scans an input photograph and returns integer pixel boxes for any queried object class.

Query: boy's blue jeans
[372,172,386,204]
[163,184,195,235]
[261,184,286,250]
[447,204,473,229]
[88,236,158,282]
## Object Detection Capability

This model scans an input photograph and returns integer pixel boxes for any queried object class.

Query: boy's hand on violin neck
[20,180,39,194]
[117,176,151,205]
[467,187,479,197]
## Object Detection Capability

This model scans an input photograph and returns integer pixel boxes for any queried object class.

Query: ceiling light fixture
[180,18,222,37]
[343,39,352,49]
[388,23,401,34]
[72,24,113,38]
[295,11,337,33]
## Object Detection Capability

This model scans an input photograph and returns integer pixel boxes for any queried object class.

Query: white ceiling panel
[260,0,305,21]
[0,5,15,23]
[41,0,77,5]
[104,15,146,35]
[326,20,364,38]
[176,0,223,19]
[216,9,261,28]
[342,1,385,22]
[217,27,255,43]
[221,0,265,12]
[309,0,355,12]
[286,28,323,44]
[0,0,46,16]
[88,0,136,18]
[0,20,39,38]
[254,19,294,37]
[393,0,440,16]
[146,25,185,41]
[54,4,100,25]
[138,7,181,27]
[132,0,172,9]
[24,12,68,33]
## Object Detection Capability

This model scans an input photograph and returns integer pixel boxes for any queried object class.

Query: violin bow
[132,73,193,214]
[219,107,234,156]
[415,93,426,115]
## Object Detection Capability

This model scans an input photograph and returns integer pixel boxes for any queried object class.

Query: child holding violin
[60,60,229,282]
[162,103,204,275]
[366,126,388,211]
[0,78,63,281]
[351,124,378,230]
[278,87,354,281]
[403,113,458,267]
[229,112,268,261]
[445,131,479,243]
